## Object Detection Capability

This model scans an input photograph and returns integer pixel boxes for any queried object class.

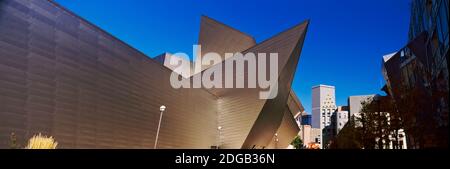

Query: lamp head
[160,105,166,112]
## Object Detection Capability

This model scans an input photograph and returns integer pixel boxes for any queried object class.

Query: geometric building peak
[195,15,257,72]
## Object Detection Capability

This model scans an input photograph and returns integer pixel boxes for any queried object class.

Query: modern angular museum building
[0,0,308,148]
[381,0,448,148]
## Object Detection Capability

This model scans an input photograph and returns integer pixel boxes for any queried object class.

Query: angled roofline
[252,19,310,48]
[383,52,397,62]
[47,0,220,97]
[200,15,256,44]
[192,19,310,77]
[47,0,160,65]
[289,90,305,112]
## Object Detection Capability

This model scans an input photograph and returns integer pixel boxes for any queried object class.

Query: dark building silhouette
[382,0,448,148]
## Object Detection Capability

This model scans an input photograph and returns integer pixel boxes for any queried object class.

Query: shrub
[25,133,58,149]
[290,136,303,149]
[10,132,18,149]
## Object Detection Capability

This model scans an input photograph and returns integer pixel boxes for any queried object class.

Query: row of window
[321,108,335,113]
[410,0,449,54]
[404,0,449,91]
[322,121,331,125]
[338,114,347,119]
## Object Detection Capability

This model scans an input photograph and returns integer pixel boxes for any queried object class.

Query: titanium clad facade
[205,21,308,148]
[266,109,300,149]
[0,0,309,149]
[195,16,256,72]
[287,88,305,116]
[158,16,308,149]
[0,0,217,148]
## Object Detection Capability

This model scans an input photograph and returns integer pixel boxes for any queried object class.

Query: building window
[438,1,449,46]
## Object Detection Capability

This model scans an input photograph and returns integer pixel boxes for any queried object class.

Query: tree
[358,97,393,149]
[330,117,362,149]
[330,95,403,149]
[290,136,303,149]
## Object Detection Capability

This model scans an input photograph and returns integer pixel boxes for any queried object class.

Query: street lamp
[217,126,222,149]
[274,133,279,149]
[154,105,166,149]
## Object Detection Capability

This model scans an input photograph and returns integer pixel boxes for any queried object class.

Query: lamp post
[217,126,222,149]
[154,105,166,149]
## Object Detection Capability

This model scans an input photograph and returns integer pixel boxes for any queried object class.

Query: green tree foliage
[290,136,303,149]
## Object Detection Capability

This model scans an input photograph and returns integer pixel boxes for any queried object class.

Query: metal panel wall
[195,16,256,72]
[208,21,308,149]
[266,108,300,149]
[0,0,308,149]
[0,0,217,148]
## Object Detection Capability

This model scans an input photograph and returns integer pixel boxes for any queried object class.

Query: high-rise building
[312,84,336,148]
[0,0,309,148]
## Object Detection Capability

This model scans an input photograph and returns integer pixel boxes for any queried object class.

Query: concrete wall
[300,125,311,145]
[348,95,375,118]
[310,128,321,144]
[335,110,348,134]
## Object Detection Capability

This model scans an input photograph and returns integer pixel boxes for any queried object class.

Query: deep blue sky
[55,0,411,113]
